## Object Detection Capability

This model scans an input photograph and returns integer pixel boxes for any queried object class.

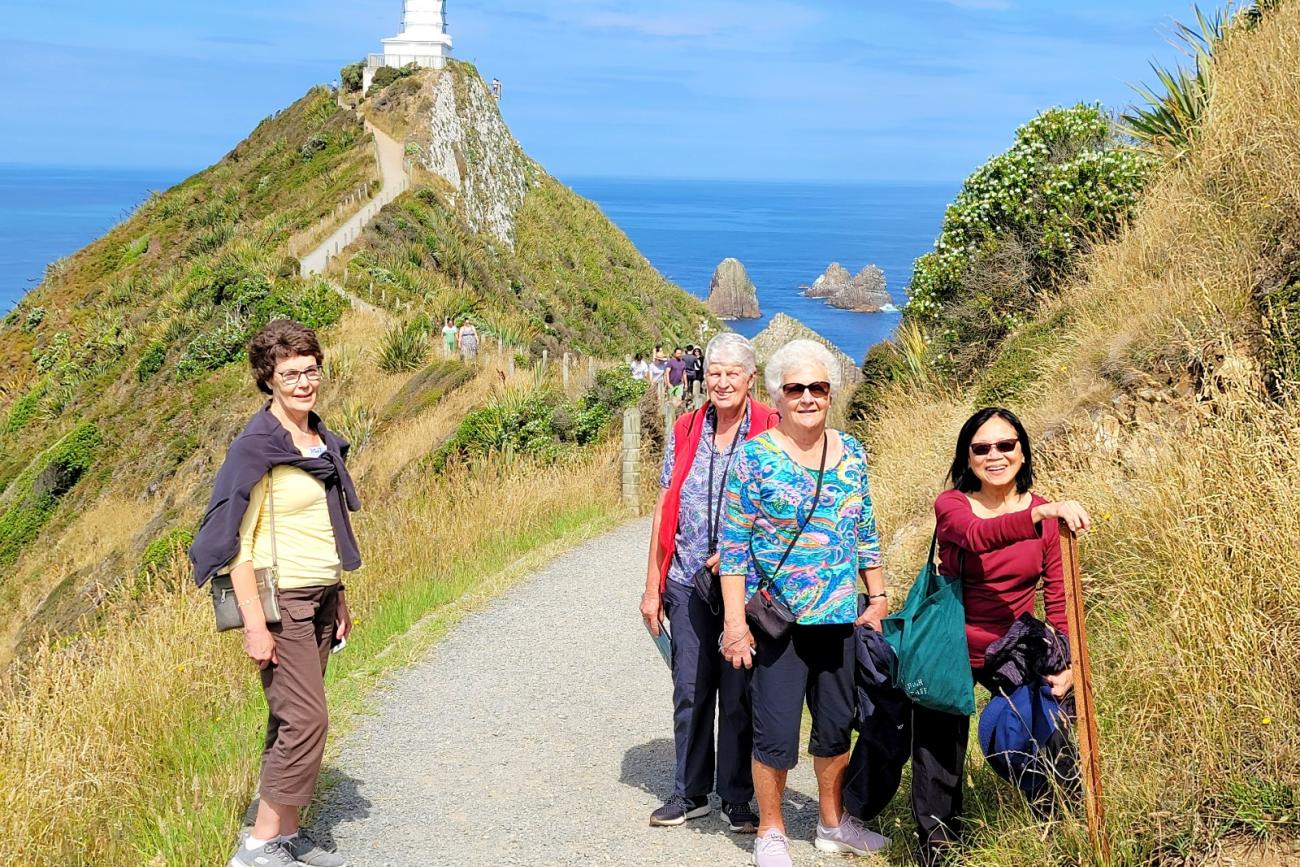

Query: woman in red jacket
[915,407,1089,865]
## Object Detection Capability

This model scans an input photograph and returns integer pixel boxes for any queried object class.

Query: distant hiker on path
[718,338,892,867]
[913,407,1090,865]
[458,318,479,362]
[189,319,361,867]
[665,347,688,408]
[441,317,458,357]
[631,352,652,383]
[641,333,778,834]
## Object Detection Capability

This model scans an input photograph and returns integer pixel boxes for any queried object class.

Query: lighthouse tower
[363,0,454,91]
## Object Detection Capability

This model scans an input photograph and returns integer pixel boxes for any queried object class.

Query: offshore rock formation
[751,312,863,389]
[806,262,893,312]
[707,257,761,319]
[805,262,852,298]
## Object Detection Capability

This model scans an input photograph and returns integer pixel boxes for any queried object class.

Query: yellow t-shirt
[230,465,342,589]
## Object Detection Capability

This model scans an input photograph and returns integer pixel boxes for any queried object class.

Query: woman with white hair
[718,338,891,867]
[642,332,780,833]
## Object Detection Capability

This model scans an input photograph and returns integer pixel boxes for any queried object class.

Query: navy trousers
[663,578,754,804]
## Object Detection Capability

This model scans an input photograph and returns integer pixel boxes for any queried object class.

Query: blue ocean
[1,167,954,362]
[570,178,955,363]
[0,165,184,314]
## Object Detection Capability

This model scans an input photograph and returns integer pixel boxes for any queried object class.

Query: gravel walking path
[309,517,874,866]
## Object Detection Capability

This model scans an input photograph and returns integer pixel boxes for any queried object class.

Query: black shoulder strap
[754,433,828,591]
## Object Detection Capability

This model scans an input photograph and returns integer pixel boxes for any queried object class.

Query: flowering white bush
[907,104,1157,329]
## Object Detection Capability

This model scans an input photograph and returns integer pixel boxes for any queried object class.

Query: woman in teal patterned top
[719,339,891,867]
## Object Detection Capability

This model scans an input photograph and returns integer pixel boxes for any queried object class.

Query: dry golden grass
[0,445,623,866]
[862,7,1300,863]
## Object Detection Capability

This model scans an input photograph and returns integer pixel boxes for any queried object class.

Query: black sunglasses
[970,438,1019,457]
[781,381,831,399]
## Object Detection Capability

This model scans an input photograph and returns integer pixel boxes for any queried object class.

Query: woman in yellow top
[191,319,362,867]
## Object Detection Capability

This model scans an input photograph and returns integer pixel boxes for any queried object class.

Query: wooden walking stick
[1059,520,1110,862]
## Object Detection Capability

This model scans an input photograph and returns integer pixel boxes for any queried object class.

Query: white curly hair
[763,338,841,403]
[703,332,757,373]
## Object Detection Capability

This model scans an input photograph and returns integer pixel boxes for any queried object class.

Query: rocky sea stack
[805,262,893,312]
[751,312,862,390]
[706,257,761,319]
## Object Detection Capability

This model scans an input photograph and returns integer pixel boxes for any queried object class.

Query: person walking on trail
[458,319,479,362]
[718,338,892,867]
[441,317,457,357]
[641,333,779,834]
[682,344,702,405]
[912,407,1089,866]
[189,319,361,867]
[665,347,688,408]
[631,352,652,383]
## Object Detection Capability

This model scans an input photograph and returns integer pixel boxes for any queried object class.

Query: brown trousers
[259,584,339,807]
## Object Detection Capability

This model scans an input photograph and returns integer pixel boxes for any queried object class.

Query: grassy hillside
[854,4,1299,863]
[0,65,707,659]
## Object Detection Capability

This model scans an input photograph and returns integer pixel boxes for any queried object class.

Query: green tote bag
[881,534,976,717]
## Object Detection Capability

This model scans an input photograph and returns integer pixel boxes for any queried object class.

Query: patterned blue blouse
[719,430,882,625]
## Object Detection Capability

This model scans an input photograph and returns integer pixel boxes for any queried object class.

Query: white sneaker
[814,812,891,855]
[753,829,794,867]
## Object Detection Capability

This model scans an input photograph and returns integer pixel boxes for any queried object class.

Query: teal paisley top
[719,430,882,625]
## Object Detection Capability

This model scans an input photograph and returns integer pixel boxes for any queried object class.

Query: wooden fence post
[1060,521,1109,862]
[622,408,641,510]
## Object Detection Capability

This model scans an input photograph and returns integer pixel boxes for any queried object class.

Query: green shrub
[177,312,249,379]
[332,400,376,452]
[139,527,194,579]
[33,332,71,374]
[572,367,647,444]
[136,341,168,382]
[0,423,101,571]
[906,104,1156,378]
[367,64,417,95]
[847,341,910,423]
[434,389,567,468]
[340,60,364,94]
[3,383,46,435]
[971,308,1070,407]
[378,320,430,373]
[120,235,149,265]
[20,306,46,333]
[299,134,329,161]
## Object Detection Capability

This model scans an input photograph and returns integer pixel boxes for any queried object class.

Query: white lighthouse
[363,0,454,91]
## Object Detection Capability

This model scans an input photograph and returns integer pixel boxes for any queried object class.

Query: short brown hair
[248,319,323,394]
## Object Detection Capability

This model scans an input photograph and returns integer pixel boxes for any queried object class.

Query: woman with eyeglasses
[642,332,777,834]
[718,339,891,867]
[912,406,1089,865]
[190,319,360,867]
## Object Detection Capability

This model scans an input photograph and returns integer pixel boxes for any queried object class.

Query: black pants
[663,579,754,803]
[911,703,969,860]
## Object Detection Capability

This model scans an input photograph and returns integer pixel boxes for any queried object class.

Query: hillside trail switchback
[307,517,868,866]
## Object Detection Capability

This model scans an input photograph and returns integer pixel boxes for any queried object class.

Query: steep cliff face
[706,257,761,319]
[422,66,534,246]
[751,312,862,389]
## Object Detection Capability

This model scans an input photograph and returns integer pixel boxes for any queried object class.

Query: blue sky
[0,0,1198,181]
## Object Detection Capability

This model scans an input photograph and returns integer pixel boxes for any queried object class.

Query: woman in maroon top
[913,407,1089,865]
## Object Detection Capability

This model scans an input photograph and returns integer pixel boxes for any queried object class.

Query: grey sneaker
[814,812,891,855]
[753,829,793,867]
[283,833,347,867]
[229,839,299,867]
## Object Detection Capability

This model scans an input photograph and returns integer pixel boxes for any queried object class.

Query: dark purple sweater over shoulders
[189,404,362,587]
[934,488,1066,668]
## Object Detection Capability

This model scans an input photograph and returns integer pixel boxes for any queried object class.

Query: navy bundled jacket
[189,403,362,587]
[843,599,913,822]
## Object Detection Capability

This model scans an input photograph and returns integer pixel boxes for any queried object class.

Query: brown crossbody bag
[211,470,282,632]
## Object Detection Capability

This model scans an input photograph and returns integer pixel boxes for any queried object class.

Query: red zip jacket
[656,397,779,592]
